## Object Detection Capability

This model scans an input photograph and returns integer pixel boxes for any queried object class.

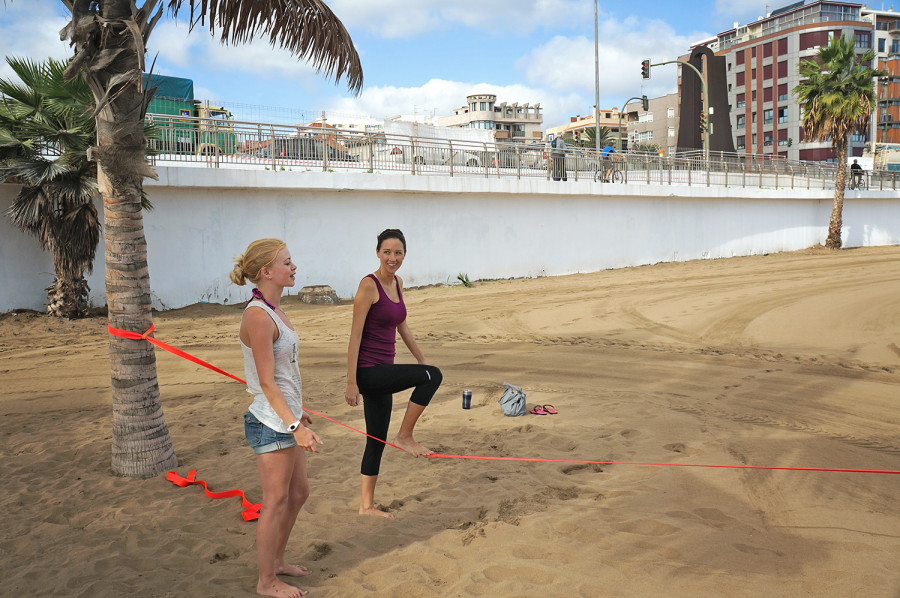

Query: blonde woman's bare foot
[257,578,307,597]
[359,505,396,519]
[392,434,431,457]
[275,563,310,577]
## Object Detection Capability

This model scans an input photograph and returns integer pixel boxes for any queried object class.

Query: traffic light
[641,95,649,111]
[788,138,793,147]
[641,59,650,79]
[699,112,708,132]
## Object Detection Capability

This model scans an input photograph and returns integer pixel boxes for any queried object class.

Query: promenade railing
[144,115,900,191]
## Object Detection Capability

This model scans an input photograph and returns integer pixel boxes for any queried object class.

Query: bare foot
[257,578,307,597]
[359,505,396,519]
[392,434,431,457]
[275,563,310,577]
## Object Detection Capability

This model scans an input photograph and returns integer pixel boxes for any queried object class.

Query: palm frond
[168,0,363,93]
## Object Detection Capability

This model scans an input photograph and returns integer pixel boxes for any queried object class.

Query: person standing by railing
[551,136,568,181]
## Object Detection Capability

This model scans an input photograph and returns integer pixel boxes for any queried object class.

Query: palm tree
[0,56,100,319]
[22,0,362,478]
[794,34,884,249]
[582,126,610,149]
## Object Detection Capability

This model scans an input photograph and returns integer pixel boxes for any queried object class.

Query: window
[763,42,773,58]
[736,92,745,108]
[764,87,773,102]
[777,61,787,79]
[737,135,746,150]
[667,107,675,118]
[778,107,788,123]
[879,38,886,53]
[752,133,757,145]
[763,133,773,147]
[778,38,788,54]
[763,64,772,80]
[737,115,745,129]
[778,83,788,101]
[638,112,653,123]
[764,109,773,124]
[736,49,745,62]
[736,71,745,86]
[856,31,872,50]
[752,112,757,123]
[668,126,675,137]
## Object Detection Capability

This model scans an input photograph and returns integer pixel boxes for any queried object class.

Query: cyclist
[601,143,616,182]
[849,159,863,190]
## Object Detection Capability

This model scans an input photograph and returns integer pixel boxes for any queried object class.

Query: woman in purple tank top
[345,229,443,519]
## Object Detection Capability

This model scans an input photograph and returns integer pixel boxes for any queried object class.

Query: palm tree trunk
[827,140,848,249]
[85,0,176,477]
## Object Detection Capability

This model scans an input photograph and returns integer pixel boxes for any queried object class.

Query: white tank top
[240,300,303,432]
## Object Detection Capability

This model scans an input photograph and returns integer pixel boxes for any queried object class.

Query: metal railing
[144,114,900,191]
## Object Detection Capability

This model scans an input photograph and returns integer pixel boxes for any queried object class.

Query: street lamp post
[594,0,600,152]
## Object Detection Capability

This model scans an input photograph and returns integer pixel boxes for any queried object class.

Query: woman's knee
[427,365,443,386]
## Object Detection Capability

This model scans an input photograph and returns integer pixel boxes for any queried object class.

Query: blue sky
[1,0,773,129]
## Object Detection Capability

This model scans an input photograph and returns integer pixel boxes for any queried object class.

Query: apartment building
[693,0,874,162]
[867,8,900,144]
[623,93,680,155]
[437,94,543,143]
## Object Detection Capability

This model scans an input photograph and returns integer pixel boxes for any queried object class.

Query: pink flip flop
[529,405,548,415]
[542,404,558,414]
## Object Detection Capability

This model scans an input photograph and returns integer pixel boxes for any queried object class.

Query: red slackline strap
[108,324,246,384]
[106,323,900,519]
[166,469,261,521]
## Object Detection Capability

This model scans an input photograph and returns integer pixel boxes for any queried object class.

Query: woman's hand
[293,426,322,453]
[300,411,313,427]
[345,383,360,407]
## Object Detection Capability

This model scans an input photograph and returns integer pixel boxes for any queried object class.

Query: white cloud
[328,0,591,38]
[517,17,703,111]
[0,1,71,81]
[322,78,587,132]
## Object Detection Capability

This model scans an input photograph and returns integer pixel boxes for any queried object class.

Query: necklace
[251,288,280,312]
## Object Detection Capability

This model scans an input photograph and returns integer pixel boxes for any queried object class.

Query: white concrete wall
[3,167,899,312]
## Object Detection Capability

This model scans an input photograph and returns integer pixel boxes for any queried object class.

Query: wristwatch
[287,420,301,432]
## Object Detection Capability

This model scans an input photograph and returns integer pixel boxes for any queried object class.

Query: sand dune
[1,246,899,597]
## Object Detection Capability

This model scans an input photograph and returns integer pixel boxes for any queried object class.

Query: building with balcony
[624,94,680,155]
[437,94,543,144]
[693,0,875,162]
[867,8,900,145]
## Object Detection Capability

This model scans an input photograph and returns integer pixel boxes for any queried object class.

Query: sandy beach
[2,245,899,597]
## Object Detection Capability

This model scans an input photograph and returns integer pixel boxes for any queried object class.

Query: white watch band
[287,420,301,432]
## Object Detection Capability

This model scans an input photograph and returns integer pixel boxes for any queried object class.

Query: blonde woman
[231,238,322,598]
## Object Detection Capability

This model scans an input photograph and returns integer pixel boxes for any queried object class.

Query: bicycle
[848,171,866,190]
[592,156,623,183]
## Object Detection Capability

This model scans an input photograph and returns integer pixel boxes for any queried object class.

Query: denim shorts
[244,411,297,454]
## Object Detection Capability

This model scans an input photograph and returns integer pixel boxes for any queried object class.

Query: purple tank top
[357,274,407,367]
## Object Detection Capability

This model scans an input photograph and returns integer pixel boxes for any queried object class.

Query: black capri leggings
[357,363,442,476]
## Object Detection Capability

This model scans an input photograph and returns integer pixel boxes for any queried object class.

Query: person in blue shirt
[601,144,616,182]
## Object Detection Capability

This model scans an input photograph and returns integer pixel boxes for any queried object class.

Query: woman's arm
[243,307,321,451]
[345,277,377,406]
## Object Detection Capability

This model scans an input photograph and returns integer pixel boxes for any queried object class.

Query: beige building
[623,93,680,155]
[545,108,622,145]
[438,93,543,143]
